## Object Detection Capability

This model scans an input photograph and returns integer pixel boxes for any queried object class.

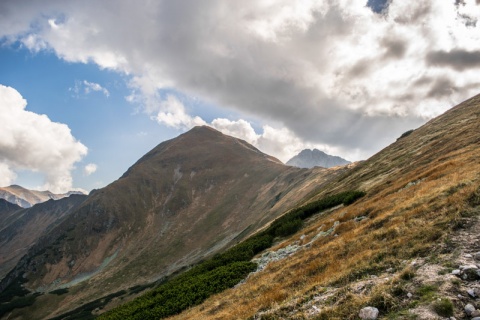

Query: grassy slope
[167,95,480,319]
[0,129,346,320]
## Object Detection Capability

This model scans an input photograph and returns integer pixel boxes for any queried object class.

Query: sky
[0,0,479,193]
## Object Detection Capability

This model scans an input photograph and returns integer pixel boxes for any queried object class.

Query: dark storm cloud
[427,50,480,71]
[427,78,457,98]
[1,0,479,160]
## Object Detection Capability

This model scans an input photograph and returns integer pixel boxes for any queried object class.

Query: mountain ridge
[164,93,480,319]
[0,185,85,208]
[0,125,343,319]
[4,92,479,319]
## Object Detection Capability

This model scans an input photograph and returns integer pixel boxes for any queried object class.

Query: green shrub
[432,298,453,317]
[467,187,480,207]
[0,293,41,318]
[267,190,365,238]
[100,262,256,319]
[49,288,69,295]
[275,219,302,237]
[0,276,30,304]
[397,129,414,141]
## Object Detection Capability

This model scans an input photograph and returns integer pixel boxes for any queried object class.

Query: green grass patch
[416,284,438,302]
[432,298,453,317]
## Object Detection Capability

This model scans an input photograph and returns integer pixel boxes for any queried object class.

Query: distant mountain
[286,149,351,168]
[0,126,344,319]
[0,185,85,208]
[0,194,87,282]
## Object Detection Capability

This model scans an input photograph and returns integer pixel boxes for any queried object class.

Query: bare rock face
[359,306,379,319]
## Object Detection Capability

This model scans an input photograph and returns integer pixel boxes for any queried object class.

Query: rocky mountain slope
[0,185,84,208]
[165,95,480,319]
[0,195,87,283]
[0,126,343,319]
[3,92,479,319]
[286,149,351,168]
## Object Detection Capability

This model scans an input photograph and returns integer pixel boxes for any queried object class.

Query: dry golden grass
[167,95,480,319]
[170,166,479,318]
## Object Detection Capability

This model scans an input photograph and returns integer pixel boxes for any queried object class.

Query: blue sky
[0,1,479,193]
[0,44,250,192]
[0,45,180,191]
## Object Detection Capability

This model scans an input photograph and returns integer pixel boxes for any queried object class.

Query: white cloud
[153,95,206,129]
[83,80,109,97]
[69,80,109,98]
[210,118,259,145]
[0,163,17,187]
[1,0,480,161]
[83,163,97,176]
[0,84,88,193]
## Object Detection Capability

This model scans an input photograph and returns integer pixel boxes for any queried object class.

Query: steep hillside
[0,126,342,319]
[166,95,480,319]
[287,149,351,168]
[0,195,87,283]
[0,186,84,208]
[0,200,22,227]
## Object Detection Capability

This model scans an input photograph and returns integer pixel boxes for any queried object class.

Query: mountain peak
[190,125,221,132]
[287,148,350,168]
[124,125,282,176]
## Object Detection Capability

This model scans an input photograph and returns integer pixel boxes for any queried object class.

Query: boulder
[474,252,480,261]
[467,289,477,298]
[457,265,480,281]
[465,303,475,316]
[359,306,379,320]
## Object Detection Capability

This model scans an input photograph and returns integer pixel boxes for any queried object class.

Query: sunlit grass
[168,96,480,319]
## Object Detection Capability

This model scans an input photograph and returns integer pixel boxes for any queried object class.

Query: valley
[0,94,479,319]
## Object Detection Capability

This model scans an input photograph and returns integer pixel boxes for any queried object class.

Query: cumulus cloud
[210,119,259,146]
[153,95,206,129]
[1,0,480,161]
[0,84,87,192]
[84,163,97,176]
